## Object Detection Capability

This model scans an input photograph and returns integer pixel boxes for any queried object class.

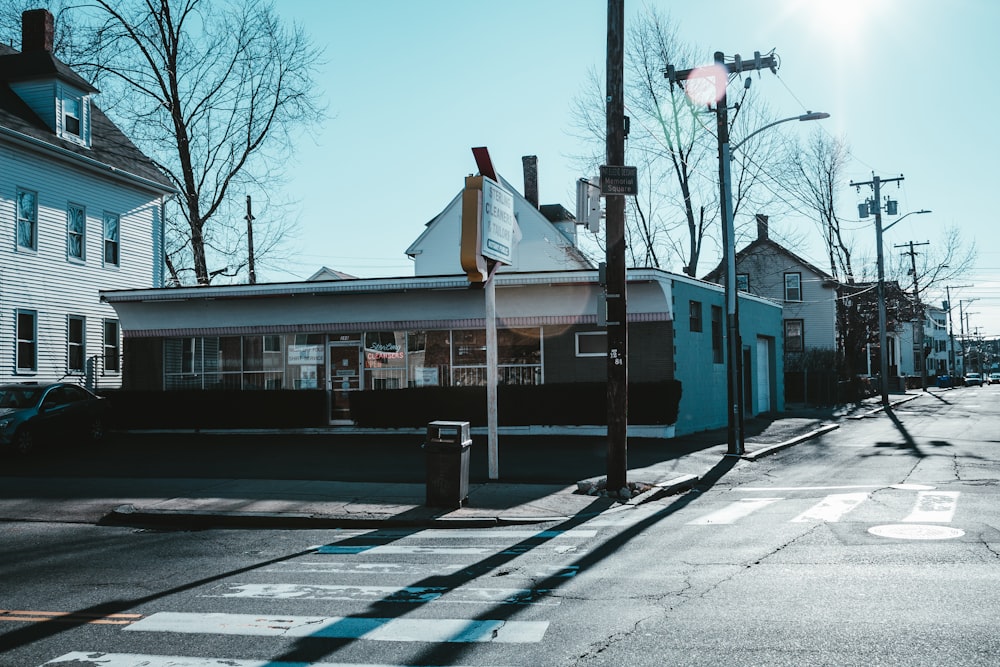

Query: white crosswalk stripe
[686,497,783,524]
[36,524,593,666]
[126,611,549,643]
[42,651,499,666]
[682,489,963,526]
[789,492,870,523]
[202,582,559,605]
[902,491,960,522]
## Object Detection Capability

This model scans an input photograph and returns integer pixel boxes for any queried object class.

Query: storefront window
[407,330,451,387]
[365,331,406,389]
[287,333,325,389]
[452,328,542,386]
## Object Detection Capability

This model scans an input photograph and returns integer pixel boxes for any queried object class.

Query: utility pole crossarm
[665,52,778,84]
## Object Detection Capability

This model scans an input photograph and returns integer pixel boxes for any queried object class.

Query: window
[16,310,37,372]
[737,273,749,292]
[103,212,120,266]
[711,306,723,364]
[57,85,89,145]
[785,319,804,353]
[576,331,607,357]
[67,204,85,260]
[16,188,37,250]
[784,273,802,302]
[63,95,81,136]
[68,315,86,373]
[689,300,703,332]
[103,319,120,373]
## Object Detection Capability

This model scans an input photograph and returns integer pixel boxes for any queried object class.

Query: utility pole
[851,173,903,406]
[665,49,778,456]
[605,0,628,492]
[897,240,929,390]
[945,285,972,379]
[246,195,257,285]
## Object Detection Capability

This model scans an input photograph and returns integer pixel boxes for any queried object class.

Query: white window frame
[784,273,802,302]
[103,319,121,373]
[67,203,86,261]
[575,331,607,357]
[67,315,86,373]
[57,83,90,146]
[16,309,38,373]
[103,212,120,266]
[16,188,38,251]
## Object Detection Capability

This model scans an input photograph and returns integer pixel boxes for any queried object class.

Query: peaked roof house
[1,9,173,387]
[405,156,593,276]
[704,215,839,363]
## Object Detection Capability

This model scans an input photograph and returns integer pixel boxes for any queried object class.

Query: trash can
[423,420,472,508]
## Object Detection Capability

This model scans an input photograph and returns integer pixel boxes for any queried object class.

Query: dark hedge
[100,380,681,430]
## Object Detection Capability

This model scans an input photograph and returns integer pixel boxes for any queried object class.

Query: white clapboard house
[1,9,173,387]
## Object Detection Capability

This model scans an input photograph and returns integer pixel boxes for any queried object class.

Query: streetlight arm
[730,111,830,154]
[882,209,931,233]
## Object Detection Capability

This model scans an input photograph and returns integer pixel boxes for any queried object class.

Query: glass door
[328,343,361,424]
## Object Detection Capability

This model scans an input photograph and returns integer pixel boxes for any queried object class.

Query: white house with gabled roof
[0,9,173,387]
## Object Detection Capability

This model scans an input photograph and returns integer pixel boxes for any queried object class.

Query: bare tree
[570,7,789,278]
[55,0,324,285]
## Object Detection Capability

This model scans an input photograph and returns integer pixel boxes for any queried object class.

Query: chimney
[522,155,539,209]
[22,9,55,53]
[756,213,769,241]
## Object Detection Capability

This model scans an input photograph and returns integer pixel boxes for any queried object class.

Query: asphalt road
[1,388,997,666]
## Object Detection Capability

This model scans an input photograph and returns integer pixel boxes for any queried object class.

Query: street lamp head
[799,111,830,121]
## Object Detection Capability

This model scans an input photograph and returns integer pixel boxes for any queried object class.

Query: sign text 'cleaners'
[482,177,515,264]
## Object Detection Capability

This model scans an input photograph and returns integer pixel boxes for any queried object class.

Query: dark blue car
[0,383,108,455]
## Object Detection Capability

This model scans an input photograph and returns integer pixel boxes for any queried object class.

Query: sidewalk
[0,394,920,529]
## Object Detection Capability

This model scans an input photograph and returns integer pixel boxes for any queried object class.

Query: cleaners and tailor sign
[460,173,517,283]
[481,176,515,264]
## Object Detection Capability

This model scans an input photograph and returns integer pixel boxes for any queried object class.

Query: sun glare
[788,0,894,48]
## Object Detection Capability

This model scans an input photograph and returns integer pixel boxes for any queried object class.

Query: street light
[720,110,829,455]
[874,208,931,405]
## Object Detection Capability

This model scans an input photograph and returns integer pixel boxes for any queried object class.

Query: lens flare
[682,63,729,106]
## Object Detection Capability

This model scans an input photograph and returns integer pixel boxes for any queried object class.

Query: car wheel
[13,428,34,456]
[87,417,105,443]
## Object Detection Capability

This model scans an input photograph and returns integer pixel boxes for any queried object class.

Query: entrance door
[756,337,771,414]
[328,343,361,424]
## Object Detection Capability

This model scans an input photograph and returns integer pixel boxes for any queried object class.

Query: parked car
[0,383,108,455]
[990,373,1000,385]
[963,373,984,387]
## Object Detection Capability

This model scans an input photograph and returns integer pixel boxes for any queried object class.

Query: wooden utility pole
[665,49,778,455]
[246,195,257,285]
[897,240,929,389]
[605,0,628,492]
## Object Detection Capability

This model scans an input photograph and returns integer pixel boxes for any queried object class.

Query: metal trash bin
[423,420,472,508]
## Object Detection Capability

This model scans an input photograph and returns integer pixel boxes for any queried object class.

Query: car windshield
[0,387,41,409]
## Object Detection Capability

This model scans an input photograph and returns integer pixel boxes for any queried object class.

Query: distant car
[0,383,108,455]
[990,373,1000,385]
[963,373,984,387]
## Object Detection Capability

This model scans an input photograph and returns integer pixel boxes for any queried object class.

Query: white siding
[406,182,591,277]
[9,80,57,129]
[0,142,164,386]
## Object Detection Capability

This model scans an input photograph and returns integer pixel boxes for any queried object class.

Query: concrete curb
[741,423,841,460]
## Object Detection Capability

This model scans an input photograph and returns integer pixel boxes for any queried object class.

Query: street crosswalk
[35,487,967,667]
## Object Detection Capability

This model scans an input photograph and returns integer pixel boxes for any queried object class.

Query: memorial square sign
[599,165,638,196]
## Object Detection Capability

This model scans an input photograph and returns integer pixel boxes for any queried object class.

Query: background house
[703,214,838,402]
[0,10,173,387]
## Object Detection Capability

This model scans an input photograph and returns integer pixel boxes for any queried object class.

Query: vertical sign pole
[486,268,499,479]
[605,0,628,492]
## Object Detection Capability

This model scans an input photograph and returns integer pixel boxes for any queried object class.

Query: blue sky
[271,0,999,337]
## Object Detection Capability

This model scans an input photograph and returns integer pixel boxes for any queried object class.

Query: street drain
[868,524,965,540]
